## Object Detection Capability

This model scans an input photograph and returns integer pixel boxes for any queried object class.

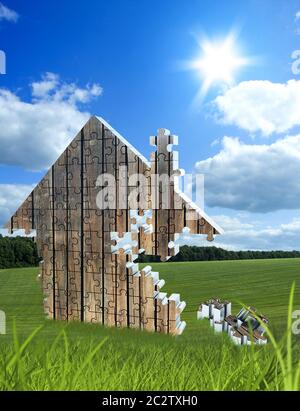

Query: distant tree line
[138,245,300,263]
[0,235,40,269]
[1,236,300,269]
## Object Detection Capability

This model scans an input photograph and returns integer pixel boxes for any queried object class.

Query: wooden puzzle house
[5,116,222,335]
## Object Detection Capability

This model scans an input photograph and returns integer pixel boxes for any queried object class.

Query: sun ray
[183,31,251,103]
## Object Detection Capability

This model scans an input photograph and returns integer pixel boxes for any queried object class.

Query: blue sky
[1,0,300,250]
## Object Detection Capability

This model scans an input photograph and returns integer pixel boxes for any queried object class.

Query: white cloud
[214,79,300,136]
[0,73,102,170]
[31,72,59,98]
[173,214,300,251]
[0,2,18,22]
[31,72,102,104]
[0,184,34,227]
[296,10,300,21]
[195,134,300,213]
[211,214,300,251]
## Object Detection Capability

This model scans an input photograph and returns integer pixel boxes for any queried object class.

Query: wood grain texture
[5,116,222,335]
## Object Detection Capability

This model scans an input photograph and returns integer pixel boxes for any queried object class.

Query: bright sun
[187,32,249,100]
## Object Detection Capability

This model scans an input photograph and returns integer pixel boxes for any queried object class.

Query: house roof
[96,116,150,166]
[98,116,224,235]
[174,191,224,235]
[5,116,223,242]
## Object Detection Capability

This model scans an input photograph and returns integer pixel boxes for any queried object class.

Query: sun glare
[187,32,249,101]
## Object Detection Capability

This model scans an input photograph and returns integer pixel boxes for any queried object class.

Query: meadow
[0,258,300,391]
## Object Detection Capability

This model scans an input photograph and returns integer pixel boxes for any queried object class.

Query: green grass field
[0,258,300,390]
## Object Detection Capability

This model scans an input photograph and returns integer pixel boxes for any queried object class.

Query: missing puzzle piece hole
[111,232,138,255]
